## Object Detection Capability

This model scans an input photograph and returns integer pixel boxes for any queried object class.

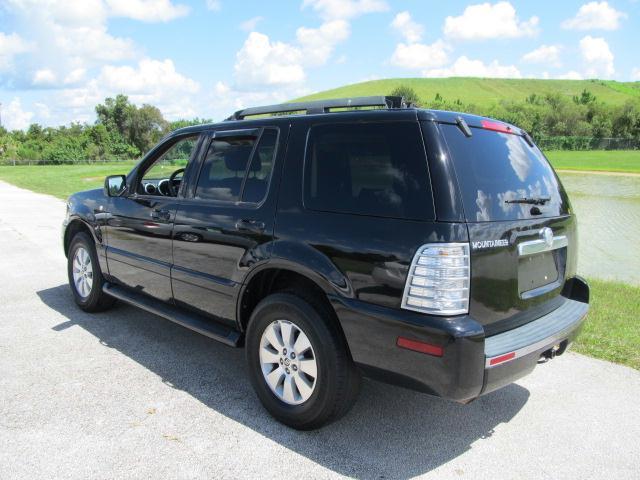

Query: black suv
[63,96,589,429]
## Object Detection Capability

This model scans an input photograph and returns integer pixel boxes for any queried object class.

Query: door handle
[235,219,265,234]
[94,212,112,221]
[150,209,171,221]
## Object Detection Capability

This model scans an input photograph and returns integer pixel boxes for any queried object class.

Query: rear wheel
[67,232,115,312]
[246,293,360,430]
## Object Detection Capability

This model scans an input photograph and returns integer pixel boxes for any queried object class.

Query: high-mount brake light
[481,120,513,134]
[401,243,470,316]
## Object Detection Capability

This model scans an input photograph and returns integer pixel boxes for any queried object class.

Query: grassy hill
[297,78,640,107]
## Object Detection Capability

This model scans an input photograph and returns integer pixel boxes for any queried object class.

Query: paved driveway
[0,180,638,480]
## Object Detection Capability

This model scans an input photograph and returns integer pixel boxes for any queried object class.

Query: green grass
[574,279,640,370]
[545,150,640,173]
[0,162,136,199]
[297,78,640,107]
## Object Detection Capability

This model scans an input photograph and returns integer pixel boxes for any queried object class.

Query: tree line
[1,88,640,164]
[0,95,210,164]
[391,85,640,150]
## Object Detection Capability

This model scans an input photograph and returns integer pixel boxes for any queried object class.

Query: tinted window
[195,128,277,203]
[196,136,256,202]
[304,123,434,220]
[442,124,569,222]
[243,129,277,203]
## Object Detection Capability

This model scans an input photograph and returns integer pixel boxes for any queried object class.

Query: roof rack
[225,96,409,121]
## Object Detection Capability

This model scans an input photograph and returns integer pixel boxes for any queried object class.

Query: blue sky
[0,0,638,129]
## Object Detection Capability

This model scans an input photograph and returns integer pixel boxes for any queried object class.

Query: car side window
[195,128,277,203]
[304,122,434,220]
[139,135,200,196]
[242,129,277,203]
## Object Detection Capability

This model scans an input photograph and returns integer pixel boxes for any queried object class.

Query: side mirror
[105,175,127,197]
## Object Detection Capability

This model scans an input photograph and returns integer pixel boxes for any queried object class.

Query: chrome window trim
[518,235,567,257]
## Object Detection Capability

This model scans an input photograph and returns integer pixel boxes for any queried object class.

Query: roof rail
[225,96,409,121]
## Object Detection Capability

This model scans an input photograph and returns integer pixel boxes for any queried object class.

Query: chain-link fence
[0,158,136,166]
[534,136,640,151]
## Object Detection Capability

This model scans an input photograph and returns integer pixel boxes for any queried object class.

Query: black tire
[246,292,360,430]
[67,232,115,312]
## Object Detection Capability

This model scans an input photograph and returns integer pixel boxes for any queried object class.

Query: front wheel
[67,232,115,312]
[246,293,360,430]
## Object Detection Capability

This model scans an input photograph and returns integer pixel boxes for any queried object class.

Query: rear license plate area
[518,249,565,297]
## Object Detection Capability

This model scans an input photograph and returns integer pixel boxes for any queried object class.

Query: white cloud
[632,68,640,81]
[424,56,522,78]
[391,11,424,43]
[32,68,57,86]
[26,0,109,27]
[3,0,137,88]
[98,58,199,95]
[580,35,614,78]
[234,32,305,87]
[557,70,584,80]
[296,20,350,66]
[240,16,263,31]
[105,0,190,22]
[562,2,626,31]
[205,0,221,11]
[234,15,353,88]
[34,102,51,120]
[522,45,562,67]
[2,98,34,130]
[214,81,231,96]
[390,40,449,70]
[64,68,87,85]
[59,58,201,120]
[0,32,32,72]
[301,0,388,20]
[54,26,136,64]
[444,2,539,40]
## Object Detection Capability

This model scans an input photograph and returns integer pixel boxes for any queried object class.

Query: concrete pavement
[0,180,639,480]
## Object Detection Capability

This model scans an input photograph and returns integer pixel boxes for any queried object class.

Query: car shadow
[38,284,529,479]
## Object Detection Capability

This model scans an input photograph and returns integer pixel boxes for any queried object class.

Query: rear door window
[441,124,570,222]
[304,122,434,220]
[195,128,277,203]
[243,129,277,203]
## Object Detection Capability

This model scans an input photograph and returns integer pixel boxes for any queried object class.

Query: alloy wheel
[72,246,93,299]
[259,319,318,405]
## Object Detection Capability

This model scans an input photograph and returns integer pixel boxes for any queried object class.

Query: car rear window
[304,122,434,220]
[441,124,570,222]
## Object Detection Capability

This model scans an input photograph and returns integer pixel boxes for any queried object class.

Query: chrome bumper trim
[484,298,588,368]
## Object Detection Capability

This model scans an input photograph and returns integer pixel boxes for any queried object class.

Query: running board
[103,283,241,347]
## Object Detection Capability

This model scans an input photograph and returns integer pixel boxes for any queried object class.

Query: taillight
[401,243,470,316]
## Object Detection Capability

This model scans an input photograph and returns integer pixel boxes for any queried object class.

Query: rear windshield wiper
[505,197,550,205]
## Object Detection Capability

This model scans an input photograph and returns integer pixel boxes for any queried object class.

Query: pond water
[559,172,640,285]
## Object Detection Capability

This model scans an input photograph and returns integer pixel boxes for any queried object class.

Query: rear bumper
[332,276,589,402]
[482,297,587,395]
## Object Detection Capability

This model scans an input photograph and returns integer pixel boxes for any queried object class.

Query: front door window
[138,135,200,196]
